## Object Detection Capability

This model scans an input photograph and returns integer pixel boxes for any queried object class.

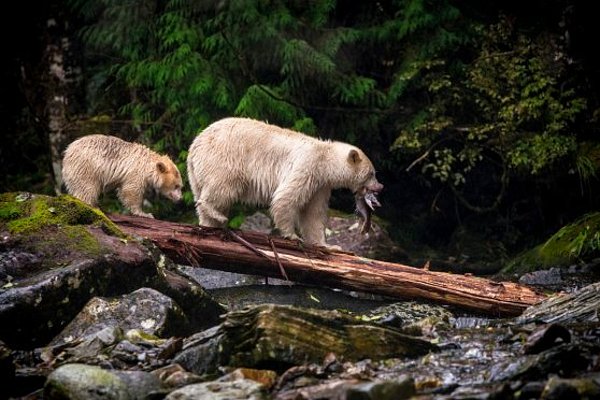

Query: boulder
[0,193,224,349]
[49,288,189,347]
[44,363,163,400]
[175,304,438,375]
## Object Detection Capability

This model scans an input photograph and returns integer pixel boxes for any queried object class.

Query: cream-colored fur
[62,134,183,218]
[187,117,383,246]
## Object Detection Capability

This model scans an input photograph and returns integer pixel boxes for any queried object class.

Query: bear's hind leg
[69,184,101,208]
[196,198,229,227]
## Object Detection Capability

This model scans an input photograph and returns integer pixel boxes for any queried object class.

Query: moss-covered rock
[0,192,124,264]
[0,192,225,349]
[0,192,121,233]
[504,213,600,274]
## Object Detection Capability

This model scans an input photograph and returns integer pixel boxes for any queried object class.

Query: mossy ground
[504,212,600,274]
[0,192,126,263]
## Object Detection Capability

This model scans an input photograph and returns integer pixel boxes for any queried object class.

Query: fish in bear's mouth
[355,189,381,234]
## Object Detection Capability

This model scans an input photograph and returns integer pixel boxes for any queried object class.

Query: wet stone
[541,375,600,399]
[519,268,564,286]
[165,379,266,400]
[175,304,438,375]
[152,363,204,389]
[345,376,416,400]
[220,368,279,390]
[444,382,512,399]
[523,324,571,354]
[489,343,592,383]
[0,250,43,285]
[44,363,163,400]
[50,287,189,347]
[517,381,546,399]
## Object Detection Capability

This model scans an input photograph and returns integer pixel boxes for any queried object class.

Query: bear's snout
[168,190,183,202]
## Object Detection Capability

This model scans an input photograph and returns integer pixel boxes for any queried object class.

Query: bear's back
[200,117,322,150]
[66,134,151,160]
[63,134,159,187]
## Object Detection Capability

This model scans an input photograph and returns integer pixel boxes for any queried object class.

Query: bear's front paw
[133,211,154,219]
[284,233,302,242]
[325,244,343,251]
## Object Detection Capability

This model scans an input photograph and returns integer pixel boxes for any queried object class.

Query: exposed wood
[109,214,547,317]
[517,282,600,324]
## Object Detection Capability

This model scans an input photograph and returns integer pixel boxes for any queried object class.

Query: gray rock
[518,267,563,286]
[44,363,163,400]
[542,375,600,399]
[175,304,438,375]
[50,288,188,347]
[172,326,223,376]
[326,215,407,261]
[489,343,592,382]
[240,212,272,234]
[165,379,266,400]
[346,376,416,400]
[0,254,157,349]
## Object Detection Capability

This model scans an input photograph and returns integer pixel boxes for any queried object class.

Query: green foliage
[505,212,600,273]
[68,0,468,210]
[393,16,587,208]
[69,0,466,140]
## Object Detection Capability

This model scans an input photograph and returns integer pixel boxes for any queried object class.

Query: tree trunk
[109,214,546,317]
[42,9,82,194]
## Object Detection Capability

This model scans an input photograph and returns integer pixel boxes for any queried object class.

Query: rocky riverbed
[2,193,600,399]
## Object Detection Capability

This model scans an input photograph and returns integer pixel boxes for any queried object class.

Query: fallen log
[109,214,546,317]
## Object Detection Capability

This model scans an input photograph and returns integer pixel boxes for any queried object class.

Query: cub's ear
[156,161,167,173]
[348,149,362,164]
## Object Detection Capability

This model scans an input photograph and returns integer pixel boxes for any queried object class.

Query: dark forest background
[1,0,599,271]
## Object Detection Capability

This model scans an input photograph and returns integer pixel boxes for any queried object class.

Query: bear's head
[347,148,384,195]
[154,156,183,202]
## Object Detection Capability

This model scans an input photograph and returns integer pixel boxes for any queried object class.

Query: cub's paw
[133,211,154,219]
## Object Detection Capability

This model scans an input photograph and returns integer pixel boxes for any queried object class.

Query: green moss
[504,213,600,273]
[0,192,124,238]
[0,200,21,220]
[0,192,127,262]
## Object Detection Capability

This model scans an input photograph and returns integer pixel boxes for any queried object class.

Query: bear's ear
[156,161,167,173]
[348,149,362,164]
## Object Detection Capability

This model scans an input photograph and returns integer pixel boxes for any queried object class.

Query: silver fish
[355,190,381,234]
